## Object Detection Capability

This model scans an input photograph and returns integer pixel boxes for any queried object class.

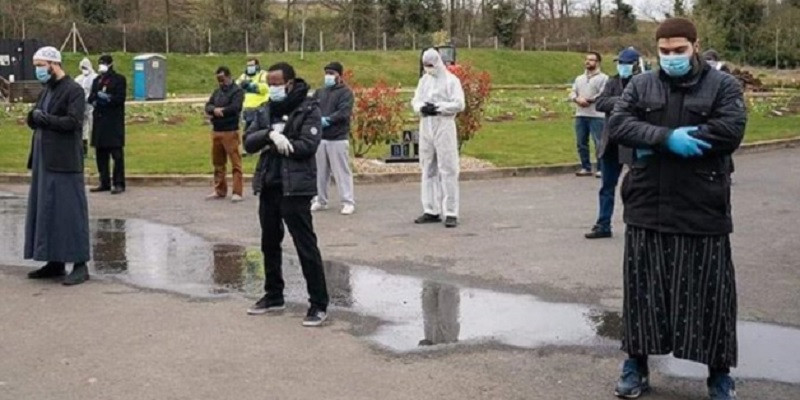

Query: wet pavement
[1,206,798,385]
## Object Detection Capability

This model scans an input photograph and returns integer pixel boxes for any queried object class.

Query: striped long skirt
[622,226,738,368]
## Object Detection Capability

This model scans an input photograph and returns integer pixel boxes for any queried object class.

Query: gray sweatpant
[315,139,355,206]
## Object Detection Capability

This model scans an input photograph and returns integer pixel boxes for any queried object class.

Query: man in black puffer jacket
[607,18,746,400]
[243,62,329,327]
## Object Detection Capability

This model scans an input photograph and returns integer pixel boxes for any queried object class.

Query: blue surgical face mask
[617,63,634,79]
[659,53,693,77]
[246,65,258,75]
[269,85,287,102]
[35,66,52,84]
[324,75,336,88]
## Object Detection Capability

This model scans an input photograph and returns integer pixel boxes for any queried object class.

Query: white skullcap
[33,46,62,63]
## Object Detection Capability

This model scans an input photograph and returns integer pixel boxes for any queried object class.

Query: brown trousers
[212,131,243,196]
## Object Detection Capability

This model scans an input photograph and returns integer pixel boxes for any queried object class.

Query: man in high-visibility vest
[236,58,269,130]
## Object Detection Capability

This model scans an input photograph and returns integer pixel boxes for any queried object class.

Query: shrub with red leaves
[349,79,406,158]
[449,63,492,150]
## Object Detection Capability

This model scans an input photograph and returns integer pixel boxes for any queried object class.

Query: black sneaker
[62,263,90,286]
[247,295,285,315]
[614,358,650,399]
[111,187,126,195]
[708,373,736,400]
[302,306,328,327]
[414,213,441,224]
[27,262,66,279]
[89,186,111,193]
[444,216,458,228]
[585,225,612,239]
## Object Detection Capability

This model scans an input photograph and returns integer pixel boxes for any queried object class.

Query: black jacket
[595,75,634,165]
[205,83,244,132]
[244,92,322,196]
[88,69,127,148]
[312,83,354,141]
[608,61,747,235]
[26,76,86,173]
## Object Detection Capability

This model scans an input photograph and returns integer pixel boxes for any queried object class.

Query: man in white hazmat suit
[411,48,465,228]
[74,57,97,157]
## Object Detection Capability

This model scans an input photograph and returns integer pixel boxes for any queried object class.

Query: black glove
[239,80,251,90]
[32,109,49,126]
[420,102,439,117]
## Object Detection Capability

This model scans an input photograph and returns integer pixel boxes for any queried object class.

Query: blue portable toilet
[133,54,167,100]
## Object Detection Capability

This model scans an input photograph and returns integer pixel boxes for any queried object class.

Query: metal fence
[1,20,651,55]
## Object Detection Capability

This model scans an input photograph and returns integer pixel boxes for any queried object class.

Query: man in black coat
[24,46,91,286]
[242,62,330,327]
[584,47,641,239]
[89,54,127,194]
[607,18,746,400]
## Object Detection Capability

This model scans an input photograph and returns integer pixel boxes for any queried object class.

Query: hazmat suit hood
[422,48,447,77]
[76,57,98,100]
[79,57,95,75]
[412,48,465,117]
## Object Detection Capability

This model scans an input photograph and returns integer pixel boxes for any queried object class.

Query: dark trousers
[575,116,604,170]
[96,147,125,189]
[595,155,623,231]
[258,187,329,310]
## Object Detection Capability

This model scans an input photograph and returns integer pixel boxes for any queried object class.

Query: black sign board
[385,130,420,163]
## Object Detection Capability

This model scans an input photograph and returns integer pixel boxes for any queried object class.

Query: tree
[694,0,764,54]
[673,0,686,16]
[381,0,444,36]
[594,0,603,34]
[63,0,117,23]
[484,0,524,47]
[610,0,636,34]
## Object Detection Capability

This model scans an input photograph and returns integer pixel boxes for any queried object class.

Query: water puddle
[0,211,798,384]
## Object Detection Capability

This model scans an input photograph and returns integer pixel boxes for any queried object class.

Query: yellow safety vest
[236,70,269,109]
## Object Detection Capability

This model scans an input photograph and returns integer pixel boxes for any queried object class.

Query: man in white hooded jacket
[411,48,465,228]
[74,58,97,157]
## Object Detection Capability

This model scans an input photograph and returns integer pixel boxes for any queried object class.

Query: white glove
[269,131,294,156]
[271,122,286,134]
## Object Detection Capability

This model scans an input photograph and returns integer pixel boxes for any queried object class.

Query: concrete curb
[1,137,797,187]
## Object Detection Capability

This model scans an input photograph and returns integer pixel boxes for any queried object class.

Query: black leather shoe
[90,186,111,193]
[444,216,458,228]
[111,187,125,195]
[27,262,66,279]
[585,225,612,239]
[414,213,442,224]
[63,263,90,286]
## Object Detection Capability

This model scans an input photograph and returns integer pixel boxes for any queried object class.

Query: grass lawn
[2,90,799,174]
[58,50,587,95]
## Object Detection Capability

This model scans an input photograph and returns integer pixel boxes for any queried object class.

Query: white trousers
[419,116,459,218]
